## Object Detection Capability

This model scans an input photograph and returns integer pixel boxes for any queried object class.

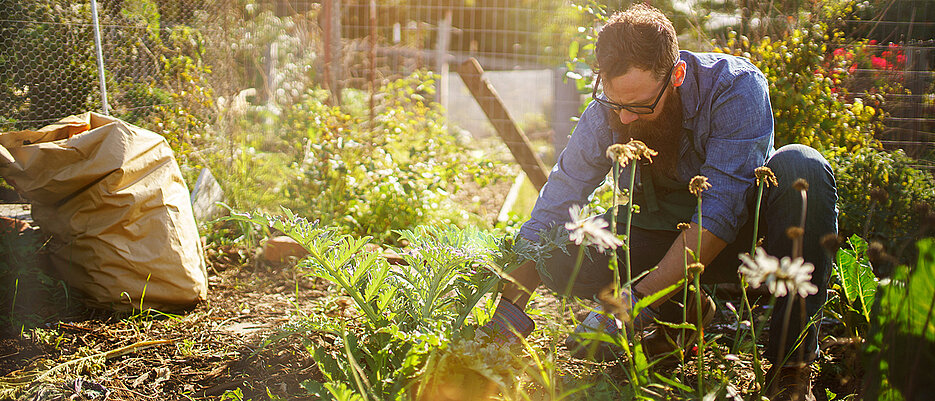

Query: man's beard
[606,87,684,176]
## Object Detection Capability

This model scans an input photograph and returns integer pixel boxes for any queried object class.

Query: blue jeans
[536,144,837,365]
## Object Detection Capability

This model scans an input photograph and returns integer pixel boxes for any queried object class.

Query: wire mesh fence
[0,0,932,170]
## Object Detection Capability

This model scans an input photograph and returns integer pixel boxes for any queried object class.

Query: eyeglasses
[591,62,678,115]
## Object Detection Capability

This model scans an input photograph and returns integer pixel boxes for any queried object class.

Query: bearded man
[480,4,837,400]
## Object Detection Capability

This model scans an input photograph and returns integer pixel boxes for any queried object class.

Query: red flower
[871,56,888,70]
[869,39,878,45]
[849,64,858,73]
[833,47,846,57]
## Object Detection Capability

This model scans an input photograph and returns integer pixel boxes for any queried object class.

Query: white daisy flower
[739,247,818,298]
[565,205,623,252]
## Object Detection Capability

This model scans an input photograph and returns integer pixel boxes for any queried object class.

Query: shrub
[829,146,935,264]
[211,71,509,244]
[716,28,887,152]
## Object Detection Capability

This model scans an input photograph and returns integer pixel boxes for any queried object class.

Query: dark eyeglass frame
[591,61,678,115]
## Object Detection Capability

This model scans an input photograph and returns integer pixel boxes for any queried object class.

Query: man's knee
[766,144,832,182]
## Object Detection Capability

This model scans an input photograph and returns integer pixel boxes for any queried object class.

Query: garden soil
[0,242,860,400]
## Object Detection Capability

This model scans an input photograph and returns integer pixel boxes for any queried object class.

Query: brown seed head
[677,222,691,231]
[689,175,712,197]
[754,166,779,187]
[912,202,932,217]
[605,143,632,165]
[867,241,896,267]
[605,140,658,167]
[793,178,809,192]
[820,233,843,254]
[785,226,805,240]
[869,187,889,204]
[925,212,935,230]
[687,262,705,276]
[597,285,629,319]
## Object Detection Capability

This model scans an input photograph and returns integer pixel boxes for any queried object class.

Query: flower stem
[695,272,705,397]
[612,162,621,299]
[623,164,637,298]
[694,195,704,395]
[733,181,766,372]
[564,245,586,298]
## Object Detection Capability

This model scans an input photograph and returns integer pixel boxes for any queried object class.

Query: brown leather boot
[640,290,716,363]
[765,364,816,401]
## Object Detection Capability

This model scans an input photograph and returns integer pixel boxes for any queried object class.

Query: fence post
[90,0,109,115]
[458,58,550,191]
[552,68,580,157]
[435,9,453,114]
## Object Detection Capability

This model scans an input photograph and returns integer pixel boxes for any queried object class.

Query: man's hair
[595,3,679,80]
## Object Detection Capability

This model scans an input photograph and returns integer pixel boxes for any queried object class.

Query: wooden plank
[457,58,549,191]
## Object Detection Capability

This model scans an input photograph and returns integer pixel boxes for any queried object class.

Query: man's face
[602,66,677,125]
[599,63,687,172]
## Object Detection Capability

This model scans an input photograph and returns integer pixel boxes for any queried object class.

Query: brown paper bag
[0,112,207,310]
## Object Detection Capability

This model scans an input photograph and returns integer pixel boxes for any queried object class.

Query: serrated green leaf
[836,235,878,322]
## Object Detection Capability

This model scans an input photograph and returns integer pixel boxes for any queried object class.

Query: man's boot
[477,298,535,345]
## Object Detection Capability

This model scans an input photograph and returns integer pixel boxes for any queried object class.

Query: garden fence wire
[0,0,932,170]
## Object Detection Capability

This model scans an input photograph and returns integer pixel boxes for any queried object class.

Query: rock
[262,236,309,262]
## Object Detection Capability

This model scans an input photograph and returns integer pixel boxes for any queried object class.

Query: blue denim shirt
[520,50,775,244]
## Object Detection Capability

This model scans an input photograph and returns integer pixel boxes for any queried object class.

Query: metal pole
[90,0,109,115]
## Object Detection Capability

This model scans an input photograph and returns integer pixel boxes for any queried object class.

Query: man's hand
[633,223,727,307]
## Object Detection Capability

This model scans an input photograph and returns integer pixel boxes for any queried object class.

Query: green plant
[826,235,879,338]
[212,71,508,245]
[716,28,886,152]
[226,209,521,399]
[864,238,935,399]
[830,146,935,265]
[0,225,55,333]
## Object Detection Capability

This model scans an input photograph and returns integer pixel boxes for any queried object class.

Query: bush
[716,28,887,152]
[829,146,935,264]
[211,71,509,244]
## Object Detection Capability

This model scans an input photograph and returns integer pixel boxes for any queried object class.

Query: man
[480,4,836,400]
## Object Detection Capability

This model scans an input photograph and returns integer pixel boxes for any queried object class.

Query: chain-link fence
[1,0,932,169]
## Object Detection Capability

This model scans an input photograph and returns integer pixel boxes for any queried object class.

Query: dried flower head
[867,241,896,266]
[820,233,843,254]
[754,166,778,187]
[565,205,623,252]
[793,178,809,192]
[786,226,804,240]
[687,262,705,276]
[912,202,932,217]
[598,286,629,318]
[605,140,658,167]
[869,187,889,204]
[689,175,711,197]
[739,248,818,298]
[677,222,691,231]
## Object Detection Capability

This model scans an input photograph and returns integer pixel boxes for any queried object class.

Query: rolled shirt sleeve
[518,102,618,242]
